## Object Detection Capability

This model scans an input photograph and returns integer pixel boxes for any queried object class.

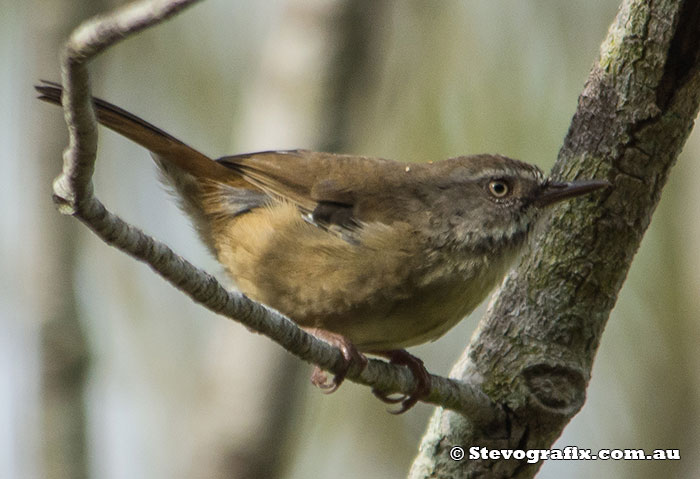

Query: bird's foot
[371,349,431,414]
[304,328,368,394]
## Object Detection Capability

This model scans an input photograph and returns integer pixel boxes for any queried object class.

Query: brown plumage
[36,81,608,412]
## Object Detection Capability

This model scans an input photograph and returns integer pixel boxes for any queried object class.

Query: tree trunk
[409,0,700,477]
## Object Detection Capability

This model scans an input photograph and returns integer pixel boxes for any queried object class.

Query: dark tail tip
[35,80,63,105]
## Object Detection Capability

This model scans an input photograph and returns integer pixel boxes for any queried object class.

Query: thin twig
[49,0,502,422]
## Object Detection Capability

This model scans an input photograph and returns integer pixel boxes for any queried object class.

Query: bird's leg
[303,328,368,394]
[370,349,431,414]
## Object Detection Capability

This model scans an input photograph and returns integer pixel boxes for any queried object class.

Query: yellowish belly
[213,201,518,351]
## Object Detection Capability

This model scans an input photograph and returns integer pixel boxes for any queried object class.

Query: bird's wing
[217,150,415,231]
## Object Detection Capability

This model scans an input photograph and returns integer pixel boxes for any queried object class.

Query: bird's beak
[535,179,610,207]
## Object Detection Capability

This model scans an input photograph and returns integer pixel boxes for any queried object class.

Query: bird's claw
[370,349,431,414]
[305,328,368,393]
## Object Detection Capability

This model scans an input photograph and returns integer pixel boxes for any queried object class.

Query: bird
[36,81,609,412]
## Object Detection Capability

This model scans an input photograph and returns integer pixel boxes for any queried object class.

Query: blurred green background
[2,0,699,478]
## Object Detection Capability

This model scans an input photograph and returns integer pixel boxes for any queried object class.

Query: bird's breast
[331,247,520,350]
[213,200,521,351]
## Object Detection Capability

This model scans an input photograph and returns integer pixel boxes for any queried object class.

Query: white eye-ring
[488,179,510,198]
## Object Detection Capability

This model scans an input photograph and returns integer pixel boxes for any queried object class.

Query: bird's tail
[35,80,244,185]
[35,81,261,255]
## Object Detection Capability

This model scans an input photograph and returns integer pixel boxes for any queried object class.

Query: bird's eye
[488,179,510,198]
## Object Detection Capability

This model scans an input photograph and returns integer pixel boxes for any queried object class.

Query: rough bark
[409,0,700,477]
[42,0,700,477]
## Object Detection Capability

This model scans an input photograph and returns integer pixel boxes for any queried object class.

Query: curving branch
[46,1,700,477]
[48,0,500,423]
[410,0,700,477]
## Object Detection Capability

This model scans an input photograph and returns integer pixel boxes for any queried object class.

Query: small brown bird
[36,81,608,412]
